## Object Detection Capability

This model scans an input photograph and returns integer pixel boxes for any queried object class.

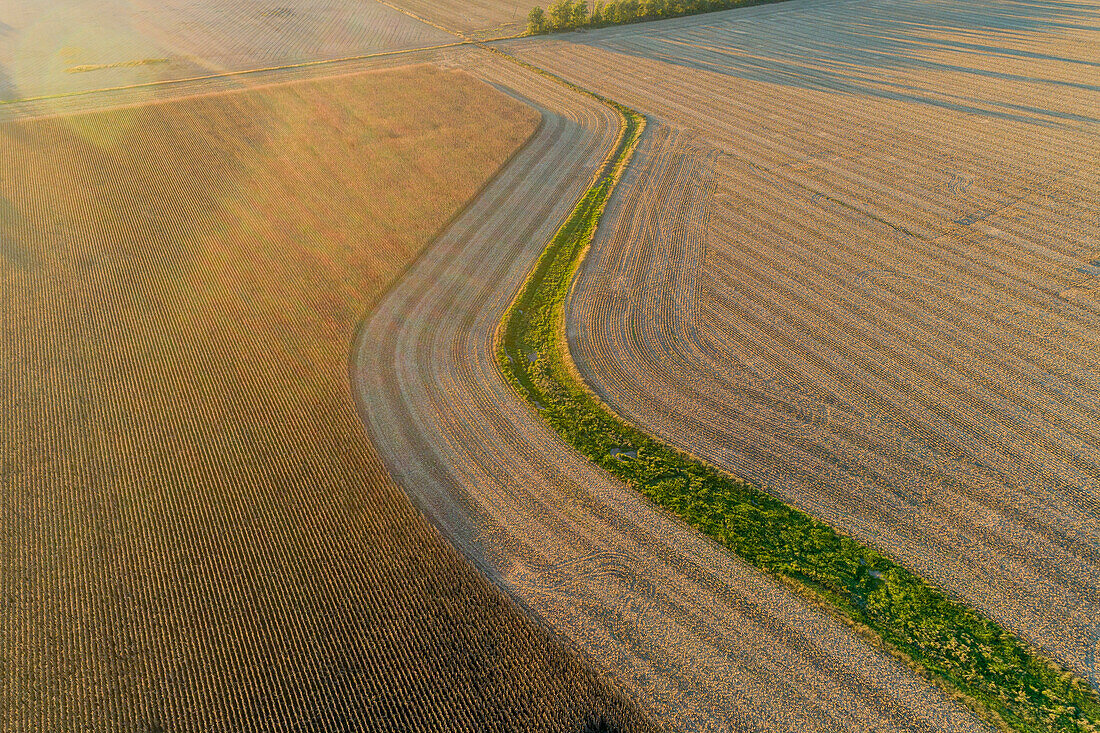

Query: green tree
[591,1,605,24]
[527,5,549,33]
[573,0,590,25]
[548,0,576,29]
[618,0,640,22]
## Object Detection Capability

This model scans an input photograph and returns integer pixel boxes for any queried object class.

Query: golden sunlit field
[0,64,652,732]
[4,0,1097,728]
[517,0,1100,680]
[0,0,455,101]
[355,1,1100,729]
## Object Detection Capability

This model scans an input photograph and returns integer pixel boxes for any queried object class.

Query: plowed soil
[354,51,994,733]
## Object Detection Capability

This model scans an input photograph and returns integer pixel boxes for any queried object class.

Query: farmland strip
[0,64,654,732]
[356,46,997,733]
[494,51,1100,733]
[0,0,457,103]
[507,0,1100,693]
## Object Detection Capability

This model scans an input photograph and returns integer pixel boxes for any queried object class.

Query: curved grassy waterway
[493,56,1100,733]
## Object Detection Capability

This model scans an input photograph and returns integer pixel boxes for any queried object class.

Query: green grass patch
[495,95,1100,732]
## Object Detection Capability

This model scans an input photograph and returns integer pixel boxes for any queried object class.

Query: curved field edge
[493,63,1100,733]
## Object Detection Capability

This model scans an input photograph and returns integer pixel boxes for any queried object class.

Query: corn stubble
[0,65,652,732]
[509,0,1100,726]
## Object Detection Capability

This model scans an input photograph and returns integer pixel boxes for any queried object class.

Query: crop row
[0,0,454,102]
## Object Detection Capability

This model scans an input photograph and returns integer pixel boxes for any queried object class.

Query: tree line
[527,0,759,34]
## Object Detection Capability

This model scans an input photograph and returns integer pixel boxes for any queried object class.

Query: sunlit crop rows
[510,0,1100,684]
[0,64,650,732]
[0,0,453,101]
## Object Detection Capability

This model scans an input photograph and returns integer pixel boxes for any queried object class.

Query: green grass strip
[494,79,1100,732]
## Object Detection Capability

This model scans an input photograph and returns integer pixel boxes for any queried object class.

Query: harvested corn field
[506,0,1100,688]
[355,51,995,733]
[0,63,655,732]
[382,0,543,37]
[0,0,454,101]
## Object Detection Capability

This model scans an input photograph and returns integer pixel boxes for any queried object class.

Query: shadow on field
[0,69,661,733]
[0,195,35,270]
[583,715,622,733]
[566,0,1100,126]
[0,65,17,102]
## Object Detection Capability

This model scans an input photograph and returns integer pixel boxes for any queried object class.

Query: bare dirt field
[355,50,993,733]
[0,63,654,732]
[502,0,1100,687]
[0,0,454,101]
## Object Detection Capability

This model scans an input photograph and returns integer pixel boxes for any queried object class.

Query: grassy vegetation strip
[495,94,1100,733]
[525,0,784,34]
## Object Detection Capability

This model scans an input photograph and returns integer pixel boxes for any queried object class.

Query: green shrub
[527,6,549,33]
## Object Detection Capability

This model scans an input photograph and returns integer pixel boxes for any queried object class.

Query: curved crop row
[354,49,989,731]
[511,0,1100,693]
[495,73,1100,733]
